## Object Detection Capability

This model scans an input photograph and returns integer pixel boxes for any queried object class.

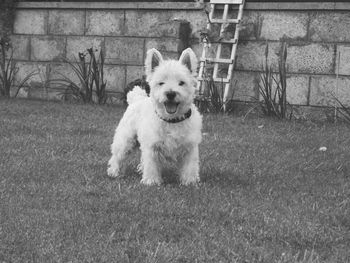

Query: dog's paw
[107,166,119,178]
[140,177,162,185]
[180,177,200,186]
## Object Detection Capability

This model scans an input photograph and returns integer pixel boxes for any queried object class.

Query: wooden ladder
[197,0,245,110]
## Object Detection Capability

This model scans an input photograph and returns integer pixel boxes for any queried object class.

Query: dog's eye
[159,82,165,86]
[179,81,185,86]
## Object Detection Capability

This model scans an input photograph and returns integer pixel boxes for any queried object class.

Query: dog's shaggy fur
[107,48,202,185]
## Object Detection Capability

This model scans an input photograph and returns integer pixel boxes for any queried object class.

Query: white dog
[107,48,202,185]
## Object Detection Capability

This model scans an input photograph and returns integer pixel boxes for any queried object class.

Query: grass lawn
[0,98,349,263]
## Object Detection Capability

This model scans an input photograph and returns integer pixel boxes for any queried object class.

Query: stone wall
[231,3,350,110]
[11,2,203,100]
[10,2,350,109]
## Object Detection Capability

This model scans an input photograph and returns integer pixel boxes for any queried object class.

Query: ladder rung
[220,39,237,44]
[202,39,237,44]
[211,0,243,4]
[210,18,240,24]
[198,77,231,83]
[200,58,234,64]
[197,0,244,95]
[213,78,231,83]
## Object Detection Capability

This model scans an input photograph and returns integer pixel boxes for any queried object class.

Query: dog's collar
[156,108,192,124]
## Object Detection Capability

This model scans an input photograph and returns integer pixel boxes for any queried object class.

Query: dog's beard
[164,101,179,114]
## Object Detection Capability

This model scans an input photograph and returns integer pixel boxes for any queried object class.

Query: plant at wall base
[331,51,350,124]
[195,67,236,114]
[206,76,235,113]
[333,95,350,123]
[88,48,108,104]
[0,38,36,98]
[54,48,108,104]
[258,42,292,119]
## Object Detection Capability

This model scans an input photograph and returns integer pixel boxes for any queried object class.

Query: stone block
[26,83,64,101]
[46,89,65,101]
[31,36,65,62]
[257,73,309,105]
[105,37,144,65]
[287,43,335,74]
[14,62,46,87]
[13,10,47,35]
[145,38,180,59]
[259,11,308,41]
[336,45,350,76]
[27,84,49,100]
[236,41,281,71]
[310,12,350,42]
[9,35,30,60]
[49,63,81,87]
[310,75,350,107]
[66,36,104,61]
[48,63,125,96]
[104,65,126,92]
[125,10,192,38]
[11,86,29,99]
[0,8,15,37]
[86,11,124,36]
[231,71,259,101]
[48,10,85,35]
[198,71,258,103]
[286,75,310,105]
[282,105,335,122]
[239,11,260,40]
[126,65,145,85]
[171,10,207,39]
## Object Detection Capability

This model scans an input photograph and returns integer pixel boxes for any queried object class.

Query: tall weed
[196,63,235,113]
[0,38,36,98]
[333,95,350,123]
[332,51,350,123]
[53,48,108,104]
[259,42,291,119]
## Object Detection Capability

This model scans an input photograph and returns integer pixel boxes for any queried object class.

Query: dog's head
[145,48,198,119]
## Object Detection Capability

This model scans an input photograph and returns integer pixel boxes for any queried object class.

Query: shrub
[53,48,109,104]
[196,76,235,113]
[0,38,36,98]
[195,61,236,113]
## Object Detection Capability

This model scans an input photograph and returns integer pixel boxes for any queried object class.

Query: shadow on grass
[200,168,251,188]
[107,168,182,186]
[104,156,251,188]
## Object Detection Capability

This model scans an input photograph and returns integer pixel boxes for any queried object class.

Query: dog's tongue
[164,101,178,114]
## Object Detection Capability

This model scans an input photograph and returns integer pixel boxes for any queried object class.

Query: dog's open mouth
[164,101,179,114]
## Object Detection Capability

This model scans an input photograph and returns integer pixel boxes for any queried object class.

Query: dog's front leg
[140,147,163,185]
[107,125,136,178]
[179,145,200,185]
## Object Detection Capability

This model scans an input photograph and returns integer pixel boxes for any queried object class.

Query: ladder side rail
[212,3,229,80]
[226,0,244,81]
[197,2,216,94]
[223,0,245,107]
[211,0,243,4]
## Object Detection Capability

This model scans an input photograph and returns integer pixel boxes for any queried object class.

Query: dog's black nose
[166,91,176,101]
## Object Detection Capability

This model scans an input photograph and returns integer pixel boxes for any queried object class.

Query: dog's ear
[145,48,163,78]
[179,48,198,75]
